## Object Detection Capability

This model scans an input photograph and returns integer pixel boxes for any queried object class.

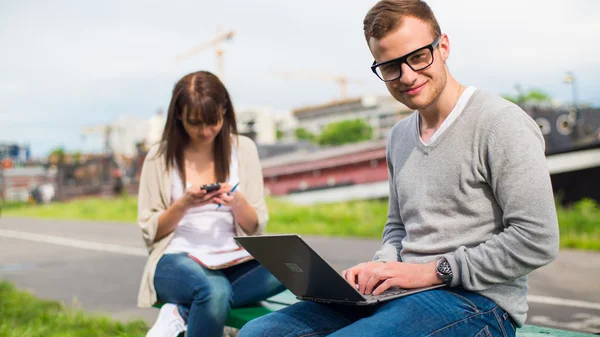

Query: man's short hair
[363,0,442,43]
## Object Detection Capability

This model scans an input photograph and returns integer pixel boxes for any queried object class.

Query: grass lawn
[0,281,148,337]
[2,196,599,250]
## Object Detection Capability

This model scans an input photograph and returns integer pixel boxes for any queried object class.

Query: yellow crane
[81,124,113,154]
[273,70,365,101]
[175,29,235,80]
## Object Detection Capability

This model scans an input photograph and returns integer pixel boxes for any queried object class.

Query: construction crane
[81,124,113,154]
[273,70,365,101]
[175,29,235,80]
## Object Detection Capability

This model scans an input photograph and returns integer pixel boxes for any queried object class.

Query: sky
[1,0,599,157]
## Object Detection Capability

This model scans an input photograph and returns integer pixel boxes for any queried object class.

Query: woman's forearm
[232,197,259,234]
[156,200,187,242]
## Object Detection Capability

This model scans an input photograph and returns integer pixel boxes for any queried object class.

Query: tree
[502,85,552,106]
[276,129,284,140]
[294,128,316,142]
[48,147,65,165]
[318,119,373,146]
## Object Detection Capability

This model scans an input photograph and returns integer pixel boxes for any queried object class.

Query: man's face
[368,17,449,110]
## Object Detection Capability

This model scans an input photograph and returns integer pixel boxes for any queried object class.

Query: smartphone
[200,183,221,192]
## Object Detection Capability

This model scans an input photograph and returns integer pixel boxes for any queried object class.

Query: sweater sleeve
[137,146,167,248]
[235,136,268,236]
[445,106,559,290]
[373,129,407,262]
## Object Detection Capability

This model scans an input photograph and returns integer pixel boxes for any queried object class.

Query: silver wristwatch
[435,257,453,285]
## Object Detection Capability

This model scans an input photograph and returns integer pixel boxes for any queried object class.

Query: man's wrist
[423,261,444,286]
[435,257,453,286]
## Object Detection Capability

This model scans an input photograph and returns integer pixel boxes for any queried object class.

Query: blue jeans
[239,288,516,337]
[154,253,286,337]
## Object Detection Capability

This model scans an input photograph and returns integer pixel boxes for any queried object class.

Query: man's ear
[439,33,451,62]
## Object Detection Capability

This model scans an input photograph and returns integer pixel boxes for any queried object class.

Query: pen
[217,182,239,209]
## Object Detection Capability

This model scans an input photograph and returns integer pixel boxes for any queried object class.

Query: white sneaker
[146,303,187,337]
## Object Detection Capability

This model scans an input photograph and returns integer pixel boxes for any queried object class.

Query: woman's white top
[164,146,241,255]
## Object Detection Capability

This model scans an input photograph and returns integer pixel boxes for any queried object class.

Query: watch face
[436,258,452,283]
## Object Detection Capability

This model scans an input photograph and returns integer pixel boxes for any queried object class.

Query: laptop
[234,234,444,305]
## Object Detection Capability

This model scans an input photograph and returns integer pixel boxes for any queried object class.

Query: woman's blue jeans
[238,287,517,337]
[154,253,286,337]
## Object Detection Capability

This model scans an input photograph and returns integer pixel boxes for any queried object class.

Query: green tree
[294,128,316,142]
[49,147,65,164]
[276,129,284,140]
[318,119,373,146]
[73,151,82,164]
[502,85,552,106]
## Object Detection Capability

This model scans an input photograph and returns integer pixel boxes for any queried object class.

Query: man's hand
[342,261,442,296]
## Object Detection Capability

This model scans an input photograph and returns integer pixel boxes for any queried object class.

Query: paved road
[0,217,599,334]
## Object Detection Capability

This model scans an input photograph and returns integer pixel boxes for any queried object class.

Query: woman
[136,71,285,337]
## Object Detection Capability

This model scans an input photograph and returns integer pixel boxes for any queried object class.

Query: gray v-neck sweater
[373,89,559,326]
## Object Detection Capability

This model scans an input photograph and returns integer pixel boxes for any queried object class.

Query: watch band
[435,257,453,285]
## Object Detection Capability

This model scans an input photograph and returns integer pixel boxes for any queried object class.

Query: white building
[236,106,296,145]
[81,111,166,158]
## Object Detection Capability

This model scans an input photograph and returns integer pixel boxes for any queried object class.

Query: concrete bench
[157,290,596,336]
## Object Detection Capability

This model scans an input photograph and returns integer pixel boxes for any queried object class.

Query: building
[293,95,412,140]
[0,166,52,202]
[260,117,600,205]
[236,106,297,145]
[0,143,31,164]
[81,112,166,158]
[261,139,389,204]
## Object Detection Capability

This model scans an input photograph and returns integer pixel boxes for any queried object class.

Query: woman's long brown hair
[158,71,238,186]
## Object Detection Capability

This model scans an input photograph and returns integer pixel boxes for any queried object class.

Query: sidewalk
[0,217,599,333]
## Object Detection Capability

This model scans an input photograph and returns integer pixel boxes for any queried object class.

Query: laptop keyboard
[363,287,408,300]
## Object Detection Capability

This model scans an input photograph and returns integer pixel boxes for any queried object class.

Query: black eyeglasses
[371,36,441,82]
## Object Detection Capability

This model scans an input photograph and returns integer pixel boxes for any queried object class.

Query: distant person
[136,71,285,337]
[30,185,43,205]
[239,1,559,336]
[112,168,124,195]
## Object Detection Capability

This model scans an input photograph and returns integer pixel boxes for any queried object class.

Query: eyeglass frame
[370,35,442,82]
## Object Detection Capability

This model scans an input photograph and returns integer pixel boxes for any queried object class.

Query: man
[239,1,559,336]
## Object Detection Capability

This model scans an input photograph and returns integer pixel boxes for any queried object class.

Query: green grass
[266,198,387,238]
[556,198,600,250]
[0,281,148,337]
[1,196,138,223]
[3,196,599,250]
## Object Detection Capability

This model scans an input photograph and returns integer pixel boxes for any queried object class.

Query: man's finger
[372,278,394,296]
[357,266,373,294]
[364,270,387,295]
[344,267,358,288]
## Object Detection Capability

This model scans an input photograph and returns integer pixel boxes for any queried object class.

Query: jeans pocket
[474,326,492,337]
[443,290,480,314]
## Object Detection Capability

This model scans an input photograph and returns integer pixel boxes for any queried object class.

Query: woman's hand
[177,185,221,210]
[213,183,245,209]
